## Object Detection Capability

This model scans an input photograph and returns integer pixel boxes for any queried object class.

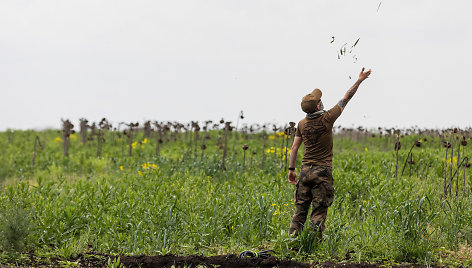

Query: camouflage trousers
[289,165,335,237]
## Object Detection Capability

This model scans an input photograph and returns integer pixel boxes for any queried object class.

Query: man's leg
[309,168,335,239]
[289,168,312,236]
[310,205,328,240]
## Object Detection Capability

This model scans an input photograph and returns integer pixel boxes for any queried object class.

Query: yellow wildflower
[70,134,77,141]
[364,147,368,152]
[119,166,124,171]
[55,137,62,142]
[443,157,457,163]
[138,170,143,176]
[141,163,158,169]
[142,138,148,144]
[132,141,138,149]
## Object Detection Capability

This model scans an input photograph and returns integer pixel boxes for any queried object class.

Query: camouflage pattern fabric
[289,165,335,238]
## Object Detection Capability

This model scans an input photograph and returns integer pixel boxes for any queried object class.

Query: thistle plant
[221,122,232,171]
[461,138,468,197]
[97,118,111,158]
[143,121,151,139]
[61,119,74,157]
[31,135,43,166]
[232,111,244,155]
[272,125,278,160]
[394,134,401,179]
[464,158,470,197]
[448,128,458,197]
[216,135,223,154]
[79,118,89,144]
[201,144,206,160]
[124,122,139,157]
[400,140,422,178]
[242,144,249,172]
[192,122,200,160]
[89,123,97,142]
[454,135,467,197]
[443,140,452,199]
[153,121,163,157]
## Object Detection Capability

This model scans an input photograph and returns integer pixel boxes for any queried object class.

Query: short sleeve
[295,121,302,137]
[324,105,342,124]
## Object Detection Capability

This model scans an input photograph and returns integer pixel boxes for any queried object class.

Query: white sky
[1,0,471,131]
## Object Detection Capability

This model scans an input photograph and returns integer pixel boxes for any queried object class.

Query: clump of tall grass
[0,199,32,252]
[393,196,437,262]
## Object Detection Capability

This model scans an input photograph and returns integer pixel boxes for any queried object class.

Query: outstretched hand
[358,67,371,81]
[288,170,297,185]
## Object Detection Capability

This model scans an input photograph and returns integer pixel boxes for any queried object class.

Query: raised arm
[288,136,302,185]
[337,67,371,112]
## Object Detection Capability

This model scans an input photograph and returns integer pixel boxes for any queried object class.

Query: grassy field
[0,125,471,267]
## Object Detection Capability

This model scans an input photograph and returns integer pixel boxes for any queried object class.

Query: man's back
[295,105,341,167]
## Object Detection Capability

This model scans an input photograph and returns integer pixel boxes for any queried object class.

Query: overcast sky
[1,0,471,131]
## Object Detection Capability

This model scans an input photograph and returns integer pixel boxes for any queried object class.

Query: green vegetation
[0,125,471,267]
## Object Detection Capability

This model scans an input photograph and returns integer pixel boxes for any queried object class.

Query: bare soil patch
[1,252,449,267]
[117,254,443,268]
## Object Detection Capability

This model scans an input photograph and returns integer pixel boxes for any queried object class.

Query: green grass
[0,128,471,266]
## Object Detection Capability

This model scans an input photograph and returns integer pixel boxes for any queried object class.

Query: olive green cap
[301,88,322,113]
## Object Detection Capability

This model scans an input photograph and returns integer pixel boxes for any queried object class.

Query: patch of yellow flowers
[271,200,294,216]
[131,138,148,149]
[268,132,288,140]
[266,147,291,154]
[443,157,458,163]
[141,162,157,169]
[138,162,158,176]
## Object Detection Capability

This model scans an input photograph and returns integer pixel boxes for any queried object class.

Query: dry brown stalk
[61,119,74,157]
[221,122,232,171]
[394,134,401,179]
[31,135,43,166]
[449,130,456,197]
[125,122,139,157]
[192,122,200,160]
[153,121,163,157]
[97,118,111,158]
[79,118,89,144]
[261,126,267,169]
[242,144,249,172]
[272,125,278,161]
[443,141,451,199]
[143,121,151,139]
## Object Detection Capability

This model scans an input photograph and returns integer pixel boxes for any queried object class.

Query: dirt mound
[2,252,446,267]
[119,254,309,268]
[117,254,442,268]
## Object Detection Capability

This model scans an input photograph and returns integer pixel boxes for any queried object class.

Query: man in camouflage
[288,67,371,238]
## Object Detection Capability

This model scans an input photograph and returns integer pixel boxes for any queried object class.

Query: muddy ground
[2,252,449,267]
